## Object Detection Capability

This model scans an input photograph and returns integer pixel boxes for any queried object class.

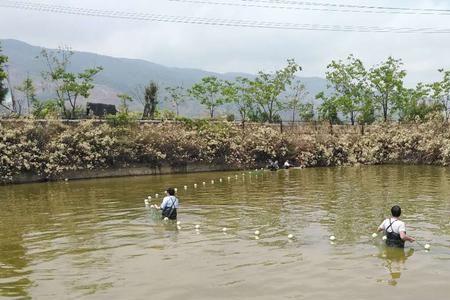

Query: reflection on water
[0,165,449,299]
[377,246,415,286]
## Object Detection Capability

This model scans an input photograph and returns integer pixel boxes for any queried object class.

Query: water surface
[1,165,449,299]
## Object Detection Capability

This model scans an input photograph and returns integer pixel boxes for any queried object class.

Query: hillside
[1,39,328,118]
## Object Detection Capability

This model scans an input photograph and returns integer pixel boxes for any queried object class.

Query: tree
[220,78,254,123]
[395,83,437,121]
[189,76,225,118]
[117,93,133,115]
[325,55,369,125]
[32,100,60,119]
[298,102,315,122]
[251,59,301,123]
[316,92,340,125]
[15,76,37,114]
[40,47,102,119]
[165,85,186,116]
[430,69,450,121]
[0,43,10,111]
[368,57,406,122]
[143,81,159,119]
[357,97,376,125]
[285,80,309,123]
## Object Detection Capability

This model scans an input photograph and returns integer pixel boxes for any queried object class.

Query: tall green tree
[165,85,186,116]
[251,59,301,123]
[430,69,450,121]
[143,81,158,119]
[368,56,406,122]
[189,76,225,119]
[325,55,370,125]
[221,78,255,123]
[40,47,102,119]
[0,43,9,111]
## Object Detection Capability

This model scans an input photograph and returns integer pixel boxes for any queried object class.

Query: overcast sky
[1,0,449,86]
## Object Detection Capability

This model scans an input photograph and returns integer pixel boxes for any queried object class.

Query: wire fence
[0,118,434,136]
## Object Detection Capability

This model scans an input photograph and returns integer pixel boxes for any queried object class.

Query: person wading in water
[160,187,179,220]
[377,205,415,248]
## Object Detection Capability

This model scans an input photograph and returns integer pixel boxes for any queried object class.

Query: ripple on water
[0,166,449,299]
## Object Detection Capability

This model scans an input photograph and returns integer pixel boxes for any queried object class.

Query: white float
[195,224,200,229]
[202,182,206,185]
[254,230,260,236]
[184,185,188,190]
[211,180,215,184]
[288,234,294,239]
[329,236,336,241]
[382,236,387,241]
[177,221,181,225]
[194,184,198,188]
[219,178,223,182]
[163,217,169,221]
[424,244,431,250]
[222,227,227,232]
[155,193,159,198]
[174,188,178,192]
[372,233,378,238]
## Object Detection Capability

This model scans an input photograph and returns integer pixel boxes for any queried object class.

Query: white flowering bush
[2,115,450,183]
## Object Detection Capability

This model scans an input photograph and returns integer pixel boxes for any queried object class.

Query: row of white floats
[142,170,431,250]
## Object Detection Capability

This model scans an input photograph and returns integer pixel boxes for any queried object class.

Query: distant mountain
[1,39,328,118]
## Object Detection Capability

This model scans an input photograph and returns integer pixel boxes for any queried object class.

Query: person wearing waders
[160,187,179,220]
[377,205,415,248]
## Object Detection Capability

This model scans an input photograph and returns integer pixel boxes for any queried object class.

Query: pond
[0,165,449,299]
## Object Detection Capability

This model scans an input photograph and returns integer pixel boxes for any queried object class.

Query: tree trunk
[143,103,150,119]
[149,100,156,119]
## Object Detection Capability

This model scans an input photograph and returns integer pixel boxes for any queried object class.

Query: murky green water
[0,166,449,299]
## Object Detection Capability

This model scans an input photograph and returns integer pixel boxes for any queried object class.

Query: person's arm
[400,231,415,242]
[377,220,385,232]
[399,223,415,242]
[160,197,168,210]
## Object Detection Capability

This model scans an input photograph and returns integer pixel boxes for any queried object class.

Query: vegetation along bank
[2,116,450,184]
